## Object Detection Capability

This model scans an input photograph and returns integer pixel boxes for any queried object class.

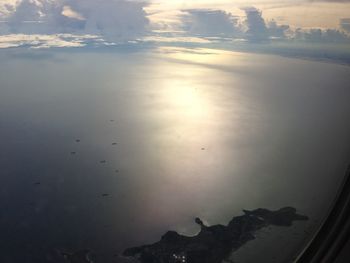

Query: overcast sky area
[0,0,349,62]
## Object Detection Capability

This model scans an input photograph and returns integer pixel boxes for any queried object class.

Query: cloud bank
[0,1,349,50]
[0,33,100,48]
[178,7,292,42]
[180,6,349,44]
[0,0,149,41]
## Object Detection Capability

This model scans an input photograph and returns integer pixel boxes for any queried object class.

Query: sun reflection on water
[161,79,207,119]
[135,48,249,220]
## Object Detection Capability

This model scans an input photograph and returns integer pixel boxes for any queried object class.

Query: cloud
[1,2,350,49]
[181,9,241,37]
[5,0,58,34]
[65,0,149,41]
[295,28,350,43]
[267,19,290,39]
[0,33,100,48]
[0,0,16,16]
[241,7,289,42]
[180,7,290,42]
[241,7,268,42]
[180,6,348,45]
[61,5,84,21]
[340,18,350,32]
[1,0,150,41]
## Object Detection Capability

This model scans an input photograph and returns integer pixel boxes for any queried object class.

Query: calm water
[0,47,350,263]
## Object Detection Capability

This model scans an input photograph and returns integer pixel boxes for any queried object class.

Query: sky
[0,0,349,56]
[148,0,350,29]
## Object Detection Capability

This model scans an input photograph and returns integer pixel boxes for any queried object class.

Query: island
[123,207,308,263]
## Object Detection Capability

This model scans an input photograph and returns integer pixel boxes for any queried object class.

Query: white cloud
[0,0,16,17]
[0,33,100,48]
[1,0,150,41]
[61,5,84,21]
[65,0,149,41]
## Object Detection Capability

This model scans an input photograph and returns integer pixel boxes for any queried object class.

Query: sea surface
[0,47,350,263]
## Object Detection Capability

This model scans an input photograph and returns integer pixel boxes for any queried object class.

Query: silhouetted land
[62,249,93,263]
[123,207,308,263]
